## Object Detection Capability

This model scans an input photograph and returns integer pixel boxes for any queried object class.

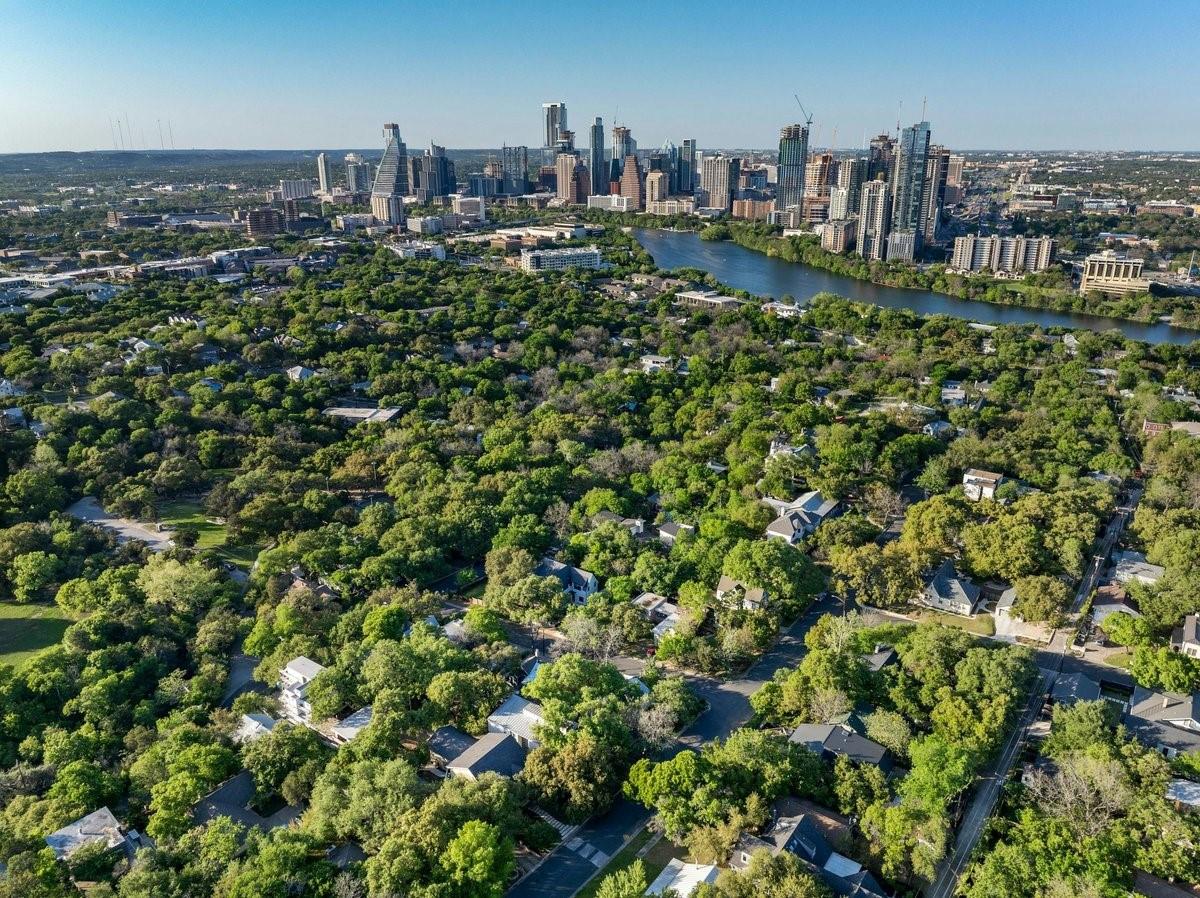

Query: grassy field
[575,829,671,898]
[158,499,259,569]
[0,601,73,668]
[911,609,996,636]
[1103,650,1133,670]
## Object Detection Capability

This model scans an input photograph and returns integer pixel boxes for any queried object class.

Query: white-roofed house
[486,694,547,750]
[234,712,277,744]
[44,807,144,863]
[332,706,373,745]
[644,858,719,896]
[279,656,326,725]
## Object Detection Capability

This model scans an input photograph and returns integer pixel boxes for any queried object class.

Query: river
[633,229,1198,346]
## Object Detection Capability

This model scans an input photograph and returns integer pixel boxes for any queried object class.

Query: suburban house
[1111,550,1165,586]
[716,574,768,612]
[640,354,674,374]
[962,469,1003,501]
[286,365,316,382]
[1125,687,1200,757]
[919,559,982,616]
[940,382,967,406]
[446,732,527,780]
[1172,615,1200,659]
[922,420,955,440]
[535,556,599,604]
[192,770,302,832]
[45,807,146,863]
[592,510,646,537]
[731,805,889,898]
[1091,583,1142,626]
[635,592,684,644]
[487,694,547,750]
[279,655,326,725]
[789,722,892,772]
[286,565,339,600]
[763,491,840,545]
[645,859,719,896]
[427,725,477,772]
[331,706,373,744]
[992,586,1053,644]
[656,520,694,547]
[233,712,277,744]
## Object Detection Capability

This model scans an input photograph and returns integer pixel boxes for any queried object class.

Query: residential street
[506,596,836,898]
[925,485,1140,898]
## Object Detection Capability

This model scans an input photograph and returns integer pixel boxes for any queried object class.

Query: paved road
[925,487,1140,898]
[506,597,835,898]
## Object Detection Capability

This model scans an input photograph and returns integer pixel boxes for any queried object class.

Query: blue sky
[2,0,1197,153]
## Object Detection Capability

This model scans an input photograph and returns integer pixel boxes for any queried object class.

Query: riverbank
[717,222,1200,329]
[632,228,1200,345]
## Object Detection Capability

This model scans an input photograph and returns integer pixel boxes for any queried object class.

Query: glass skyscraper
[891,121,931,235]
[589,117,606,196]
[370,123,408,225]
[776,124,809,211]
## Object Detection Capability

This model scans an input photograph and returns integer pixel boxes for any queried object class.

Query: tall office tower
[589,118,607,195]
[868,133,895,181]
[661,141,679,194]
[946,154,965,187]
[618,156,644,210]
[776,124,809,212]
[856,178,892,260]
[555,130,575,154]
[556,153,578,202]
[610,126,634,183]
[543,102,567,148]
[836,156,866,217]
[416,143,455,203]
[804,151,835,197]
[921,144,951,243]
[502,145,529,194]
[316,153,332,193]
[679,139,697,195]
[646,170,669,203]
[345,153,371,193]
[407,156,422,195]
[572,160,591,205]
[700,155,740,212]
[891,121,931,242]
[370,123,409,225]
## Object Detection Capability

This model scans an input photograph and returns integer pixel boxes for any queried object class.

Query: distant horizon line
[3,146,1200,157]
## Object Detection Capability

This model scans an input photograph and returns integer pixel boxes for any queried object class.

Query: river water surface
[633,228,1197,346]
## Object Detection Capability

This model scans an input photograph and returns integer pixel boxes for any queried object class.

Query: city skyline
[2,0,1200,154]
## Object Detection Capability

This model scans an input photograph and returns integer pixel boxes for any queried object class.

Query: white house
[332,706,373,745]
[645,859,719,896]
[487,694,547,750]
[716,574,768,612]
[286,365,316,382]
[233,712,277,744]
[962,469,1003,501]
[279,656,326,725]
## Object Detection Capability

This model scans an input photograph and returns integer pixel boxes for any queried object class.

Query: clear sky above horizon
[2,0,1198,154]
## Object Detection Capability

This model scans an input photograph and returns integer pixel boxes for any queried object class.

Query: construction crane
[792,95,814,127]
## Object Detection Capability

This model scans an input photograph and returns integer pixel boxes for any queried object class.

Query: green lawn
[911,609,996,636]
[575,829,669,898]
[158,499,258,569]
[0,601,73,668]
[1103,650,1133,670]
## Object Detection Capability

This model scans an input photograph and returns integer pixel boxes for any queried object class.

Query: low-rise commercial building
[518,245,603,271]
[1080,251,1149,296]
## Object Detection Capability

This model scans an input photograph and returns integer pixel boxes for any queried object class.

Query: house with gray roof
[1111,550,1164,586]
[732,810,889,898]
[763,490,840,545]
[535,556,599,604]
[1171,614,1200,659]
[1125,687,1200,757]
[919,559,981,616]
[446,732,527,780]
[789,723,892,772]
[191,770,302,832]
[45,807,144,863]
[427,725,477,769]
[1050,673,1103,706]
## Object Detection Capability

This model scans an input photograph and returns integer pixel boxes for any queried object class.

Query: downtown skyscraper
[776,124,809,212]
[678,139,696,195]
[370,123,408,225]
[857,178,892,261]
[700,155,739,213]
[589,117,607,196]
[888,120,931,260]
[543,102,567,148]
[316,152,332,193]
